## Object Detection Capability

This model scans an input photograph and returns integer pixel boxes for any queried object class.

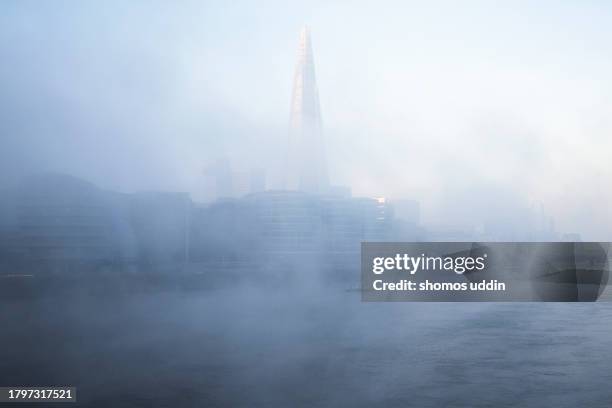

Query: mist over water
[3,283,612,407]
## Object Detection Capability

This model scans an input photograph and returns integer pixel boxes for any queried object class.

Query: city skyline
[2,1,612,238]
[3,5,612,408]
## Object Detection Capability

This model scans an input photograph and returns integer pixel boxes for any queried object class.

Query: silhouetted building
[189,198,259,266]
[0,174,194,275]
[246,191,324,258]
[242,191,394,270]
[130,192,191,265]
[0,173,399,280]
[286,26,328,193]
[0,174,118,274]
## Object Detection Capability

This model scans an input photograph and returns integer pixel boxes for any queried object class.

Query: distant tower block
[286,26,329,194]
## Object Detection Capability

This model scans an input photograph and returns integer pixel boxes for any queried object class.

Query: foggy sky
[2,0,612,238]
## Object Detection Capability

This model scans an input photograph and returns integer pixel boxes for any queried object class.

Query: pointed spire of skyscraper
[285,26,328,193]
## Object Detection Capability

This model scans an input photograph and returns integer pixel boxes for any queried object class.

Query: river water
[2,284,612,407]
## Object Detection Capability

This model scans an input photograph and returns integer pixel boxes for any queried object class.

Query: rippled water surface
[2,286,612,407]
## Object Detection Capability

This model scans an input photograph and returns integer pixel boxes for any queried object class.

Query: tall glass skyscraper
[286,26,329,194]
